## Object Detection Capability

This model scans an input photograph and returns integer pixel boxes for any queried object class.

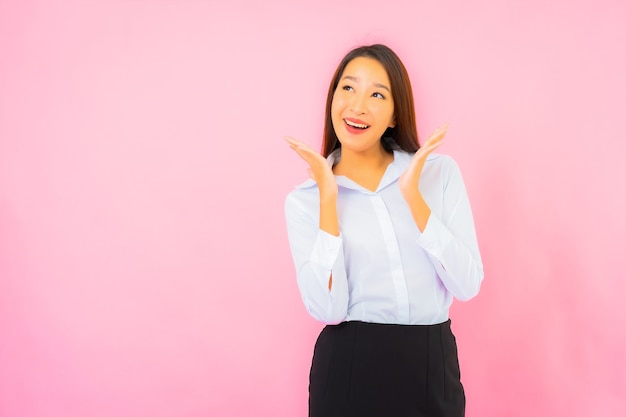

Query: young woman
[284,44,483,417]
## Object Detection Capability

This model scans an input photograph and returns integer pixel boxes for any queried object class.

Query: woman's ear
[389,115,397,128]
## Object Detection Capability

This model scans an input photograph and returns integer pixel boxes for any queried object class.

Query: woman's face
[331,56,396,155]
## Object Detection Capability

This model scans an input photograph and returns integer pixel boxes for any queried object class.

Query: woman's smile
[344,118,370,133]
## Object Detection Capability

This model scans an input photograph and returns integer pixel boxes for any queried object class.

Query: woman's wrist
[403,189,431,232]
[318,182,339,201]
[319,192,339,236]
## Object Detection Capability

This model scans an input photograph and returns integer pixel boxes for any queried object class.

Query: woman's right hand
[285,136,338,198]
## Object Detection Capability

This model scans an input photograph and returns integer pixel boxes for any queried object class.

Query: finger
[420,125,447,151]
[423,138,444,153]
[418,138,442,156]
[433,122,449,134]
[284,136,311,149]
[288,141,321,157]
[289,146,314,163]
[426,123,448,142]
[286,140,318,159]
[428,133,444,147]
[290,144,319,160]
[289,145,327,170]
[419,138,444,157]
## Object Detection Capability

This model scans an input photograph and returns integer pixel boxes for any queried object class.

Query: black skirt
[309,320,465,417]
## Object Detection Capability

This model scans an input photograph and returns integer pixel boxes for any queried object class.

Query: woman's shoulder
[394,150,462,185]
[427,152,458,167]
[285,179,319,211]
[394,149,458,168]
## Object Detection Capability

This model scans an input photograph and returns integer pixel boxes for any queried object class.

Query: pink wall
[1,1,624,416]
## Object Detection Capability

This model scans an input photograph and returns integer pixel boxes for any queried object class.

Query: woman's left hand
[398,123,448,199]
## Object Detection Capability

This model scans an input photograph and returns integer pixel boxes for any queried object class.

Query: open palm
[285,136,338,196]
[398,123,448,198]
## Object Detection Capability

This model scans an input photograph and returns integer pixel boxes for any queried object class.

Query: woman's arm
[417,158,484,300]
[284,136,348,324]
[399,125,483,300]
[285,193,349,324]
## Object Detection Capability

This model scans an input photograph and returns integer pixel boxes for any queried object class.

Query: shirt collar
[294,149,417,192]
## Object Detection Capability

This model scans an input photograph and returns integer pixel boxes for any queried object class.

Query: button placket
[370,194,410,323]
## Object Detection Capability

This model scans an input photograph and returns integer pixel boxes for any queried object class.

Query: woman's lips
[344,118,370,134]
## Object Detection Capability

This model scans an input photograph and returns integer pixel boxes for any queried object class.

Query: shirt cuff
[416,213,453,258]
[310,230,343,270]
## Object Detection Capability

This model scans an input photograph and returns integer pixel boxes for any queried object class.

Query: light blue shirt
[285,149,484,325]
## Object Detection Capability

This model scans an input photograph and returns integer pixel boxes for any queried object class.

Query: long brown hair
[322,44,420,157]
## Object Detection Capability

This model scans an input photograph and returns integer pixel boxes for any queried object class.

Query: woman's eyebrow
[341,75,391,93]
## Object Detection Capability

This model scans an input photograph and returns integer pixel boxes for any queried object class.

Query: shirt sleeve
[416,158,484,301]
[285,192,349,324]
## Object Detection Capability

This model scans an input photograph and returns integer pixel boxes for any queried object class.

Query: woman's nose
[349,93,367,114]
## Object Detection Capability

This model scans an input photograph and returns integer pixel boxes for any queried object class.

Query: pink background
[1,1,625,416]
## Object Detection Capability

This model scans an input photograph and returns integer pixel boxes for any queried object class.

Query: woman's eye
[372,92,385,99]
[341,85,354,92]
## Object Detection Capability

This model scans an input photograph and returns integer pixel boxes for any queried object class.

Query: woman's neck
[333,146,394,191]
[334,146,392,173]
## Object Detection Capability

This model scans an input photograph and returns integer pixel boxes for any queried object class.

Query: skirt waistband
[332,318,451,330]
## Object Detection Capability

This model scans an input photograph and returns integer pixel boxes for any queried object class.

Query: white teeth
[345,119,369,129]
